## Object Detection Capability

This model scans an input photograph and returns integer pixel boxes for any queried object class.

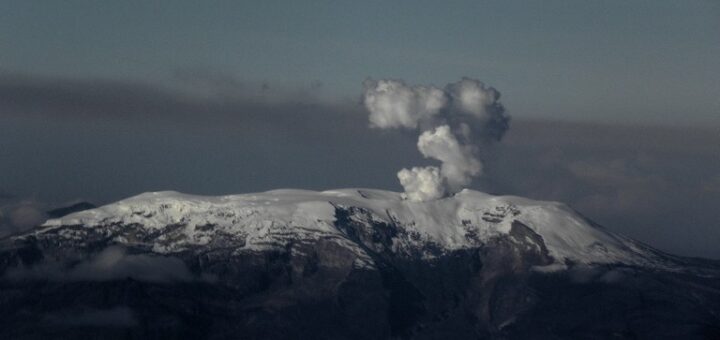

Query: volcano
[1,189,718,339]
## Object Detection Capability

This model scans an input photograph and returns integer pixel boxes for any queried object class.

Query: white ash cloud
[363,79,447,129]
[417,125,482,191]
[363,77,509,201]
[446,78,501,117]
[397,166,445,202]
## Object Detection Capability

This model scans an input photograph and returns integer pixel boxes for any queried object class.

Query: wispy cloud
[5,246,200,283]
[485,120,720,258]
[0,199,48,238]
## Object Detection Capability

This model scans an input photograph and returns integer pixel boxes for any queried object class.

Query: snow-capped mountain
[38,188,672,268]
[1,189,719,339]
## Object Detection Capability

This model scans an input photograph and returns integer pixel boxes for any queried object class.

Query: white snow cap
[363,77,509,201]
[41,188,674,269]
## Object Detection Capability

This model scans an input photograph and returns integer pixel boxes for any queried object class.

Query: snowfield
[37,188,674,270]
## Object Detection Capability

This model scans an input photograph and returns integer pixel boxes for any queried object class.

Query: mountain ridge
[34,188,688,271]
[1,188,719,339]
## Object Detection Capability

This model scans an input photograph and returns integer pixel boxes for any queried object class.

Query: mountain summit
[38,189,679,269]
[1,189,719,339]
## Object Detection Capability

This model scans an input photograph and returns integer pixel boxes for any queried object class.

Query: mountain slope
[38,188,674,268]
[1,189,718,339]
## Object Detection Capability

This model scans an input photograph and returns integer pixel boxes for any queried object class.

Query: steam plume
[363,79,447,129]
[363,77,509,201]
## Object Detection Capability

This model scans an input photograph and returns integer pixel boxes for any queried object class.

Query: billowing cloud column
[363,77,509,201]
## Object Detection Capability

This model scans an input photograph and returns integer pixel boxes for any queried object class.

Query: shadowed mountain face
[46,202,97,219]
[0,189,718,339]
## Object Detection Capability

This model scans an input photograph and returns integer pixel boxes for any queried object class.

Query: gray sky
[2,0,719,125]
[0,1,719,258]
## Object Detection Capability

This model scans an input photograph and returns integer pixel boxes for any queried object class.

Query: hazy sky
[0,2,719,258]
[2,1,719,125]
